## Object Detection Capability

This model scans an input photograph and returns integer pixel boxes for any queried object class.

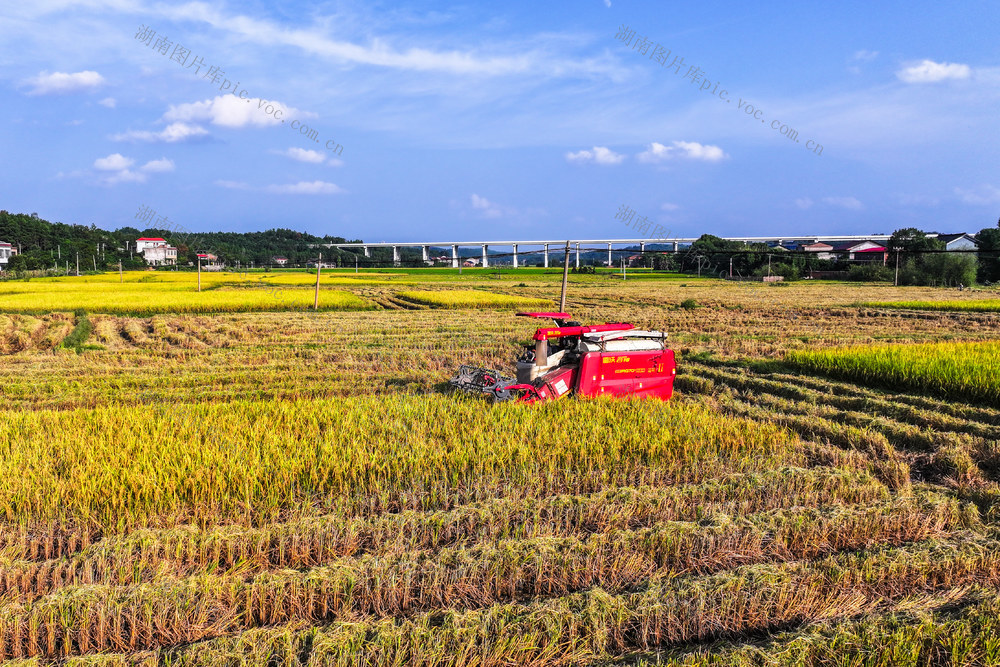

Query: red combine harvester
[450,312,676,403]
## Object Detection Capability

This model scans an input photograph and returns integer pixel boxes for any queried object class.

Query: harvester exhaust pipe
[535,338,547,368]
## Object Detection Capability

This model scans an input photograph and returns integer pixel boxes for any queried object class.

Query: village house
[935,233,979,251]
[136,237,178,266]
[801,242,835,260]
[195,253,224,271]
[0,242,15,267]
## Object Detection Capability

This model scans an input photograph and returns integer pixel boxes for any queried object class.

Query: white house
[802,242,835,260]
[144,245,178,266]
[0,242,13,267]
[136,237,167,253]
[136,237,178,265]
[936,233,979,251]
[272,256,288,266]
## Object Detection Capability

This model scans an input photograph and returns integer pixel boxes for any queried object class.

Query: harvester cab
[449,312,676,403]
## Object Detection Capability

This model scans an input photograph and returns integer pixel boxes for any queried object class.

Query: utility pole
[729,256,733,278]
[76,253,79,276]
[894,251,900,287]
[313,255,322,310]
[58,245,61,259]
[93,255,97,272]
[197,256,202,292]
[767,254,772,278]
[559,241,570,312]
[119,260,123,283]
[355,256,358,273]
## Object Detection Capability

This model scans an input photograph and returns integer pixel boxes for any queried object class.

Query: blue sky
[2,0,998,242]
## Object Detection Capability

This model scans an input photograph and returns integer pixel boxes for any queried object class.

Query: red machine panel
[576,348,676,400]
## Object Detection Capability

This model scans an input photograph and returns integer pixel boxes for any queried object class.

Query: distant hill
[0,210,359,270]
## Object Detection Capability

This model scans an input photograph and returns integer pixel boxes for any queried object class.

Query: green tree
[888,228,944,254]
[976,221,1000,283]
[886,228,972,286]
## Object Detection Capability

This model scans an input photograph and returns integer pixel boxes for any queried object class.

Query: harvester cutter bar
[449,365,516,397]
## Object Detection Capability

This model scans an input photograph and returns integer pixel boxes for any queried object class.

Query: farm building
[196,253,224,270]
[0,242,14,267]
[272,257,289,266]
[802,240,885,262]
[802,242,835,259]
[143,245,178,266]
[936,233,979,251]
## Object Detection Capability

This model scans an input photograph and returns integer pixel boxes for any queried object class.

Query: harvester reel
[449,365,516,399]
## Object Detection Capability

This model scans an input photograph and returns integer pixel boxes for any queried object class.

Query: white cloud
[163,95,314,129]
[897,60,971,83]
[112,122,210,143]
[103,170,147,185]
[90,153,174,186]
[23,70,104,95]
[149,3,609,78]
[637,141,728,163]
[215,180,252,190]
[98,97,116,108]
[565,146,625,165]
[822,196,864,210]
[271,147,326,164]
[93,153,133,171]
[604,0,612,6]
[470,193,504,218]
[794,198,814,210]
[661,202,680,211]
[853,50,879,62]
[954,184,1000,205]
[140,158,175,173]
[264,181,345,194]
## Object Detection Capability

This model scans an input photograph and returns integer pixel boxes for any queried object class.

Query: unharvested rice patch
[395,289,552,309]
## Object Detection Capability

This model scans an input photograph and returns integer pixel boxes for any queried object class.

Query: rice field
[861,299,1000,312]
[1,268,999,664]
[787,341,1000,404]
[395,289,553,309]
[0,272,374,315]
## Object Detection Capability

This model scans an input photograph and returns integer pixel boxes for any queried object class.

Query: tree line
[0,210,361,272]
[648,222,999,286]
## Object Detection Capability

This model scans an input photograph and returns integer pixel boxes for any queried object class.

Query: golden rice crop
[3,274,999,664]
[862,299,1000,312]
[29,535,999,664]
[395,289,552,309]
[0,469,895,599]
[786,341,1000,404]
[0,280,373,314]
[0,395,805,532]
